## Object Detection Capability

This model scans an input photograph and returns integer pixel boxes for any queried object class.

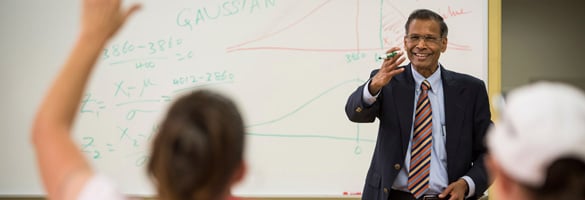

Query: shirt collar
[411,64,442,93]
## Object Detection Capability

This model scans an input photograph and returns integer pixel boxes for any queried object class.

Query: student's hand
[80,0,141,42]
[368,47,406,94]
[439,179,468,200]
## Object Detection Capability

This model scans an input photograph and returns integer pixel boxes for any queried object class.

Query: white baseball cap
[487,82,585,187]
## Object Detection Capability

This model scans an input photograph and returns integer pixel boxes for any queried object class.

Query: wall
[501,0,585,92]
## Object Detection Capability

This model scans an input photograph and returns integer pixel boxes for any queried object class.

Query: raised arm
[31,0,139,199]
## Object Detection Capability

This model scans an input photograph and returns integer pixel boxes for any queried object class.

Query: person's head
[147,90,246,200]
[403,9,448,76]
[486,82,585,200]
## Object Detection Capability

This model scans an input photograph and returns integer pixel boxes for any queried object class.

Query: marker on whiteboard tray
[378,51,399,60]
[343,191,362,196]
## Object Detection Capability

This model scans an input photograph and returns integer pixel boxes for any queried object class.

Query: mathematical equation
[81,125,158,167]
[77,33,237,167]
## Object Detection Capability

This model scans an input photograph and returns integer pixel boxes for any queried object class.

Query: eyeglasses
[404,35,443,44]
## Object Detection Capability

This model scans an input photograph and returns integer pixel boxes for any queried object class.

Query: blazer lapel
[442,68,465,165]
[393,65,415,154]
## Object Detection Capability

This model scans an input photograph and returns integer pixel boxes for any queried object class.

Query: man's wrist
[457,177,471,198]
[459,179,469,196]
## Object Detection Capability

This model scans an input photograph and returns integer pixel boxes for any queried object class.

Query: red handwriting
[441,6,471,20]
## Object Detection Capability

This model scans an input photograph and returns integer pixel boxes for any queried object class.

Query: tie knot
[421,80,431,91]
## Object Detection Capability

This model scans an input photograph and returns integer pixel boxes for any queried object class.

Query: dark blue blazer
[345,64,492,200]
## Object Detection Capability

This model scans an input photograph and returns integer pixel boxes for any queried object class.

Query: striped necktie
[408,80,432,198]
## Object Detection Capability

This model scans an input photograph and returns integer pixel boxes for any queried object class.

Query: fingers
[439,181,466,200]
[448,193,463,200]
[385,46,402,54]
[439,185,453,199]
[80,0,141,42]
[369,54,405,94]
[369,47,406,90]
[123,4,142,24]
[381,51,406,73]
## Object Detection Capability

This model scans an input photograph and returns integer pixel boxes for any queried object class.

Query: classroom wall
[501,0,585,92]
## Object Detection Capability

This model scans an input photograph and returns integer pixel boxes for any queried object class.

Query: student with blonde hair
[32,0,247,199]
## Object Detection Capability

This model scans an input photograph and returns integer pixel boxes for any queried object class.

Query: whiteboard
[0,0,487,197]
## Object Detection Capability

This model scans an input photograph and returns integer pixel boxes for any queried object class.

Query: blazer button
[394,164,401,170]
[355,106,362,113]
[383,188,389,193]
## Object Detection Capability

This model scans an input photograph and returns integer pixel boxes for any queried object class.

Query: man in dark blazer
[345,9,492,200]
